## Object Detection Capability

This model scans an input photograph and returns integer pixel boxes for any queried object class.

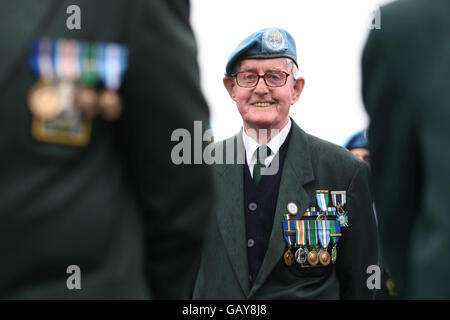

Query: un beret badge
[262,29,285,51]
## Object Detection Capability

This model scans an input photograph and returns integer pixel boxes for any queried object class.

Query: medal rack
[282,191,348,268]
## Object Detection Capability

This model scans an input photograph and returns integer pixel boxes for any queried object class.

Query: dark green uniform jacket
[362,0,450,299]
[0,0,214,299]
[194,120,378,299]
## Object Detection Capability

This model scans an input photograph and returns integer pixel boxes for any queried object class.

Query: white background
[191,0,394,145]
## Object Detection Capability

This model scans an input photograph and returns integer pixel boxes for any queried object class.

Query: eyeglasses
[233,70,290,88]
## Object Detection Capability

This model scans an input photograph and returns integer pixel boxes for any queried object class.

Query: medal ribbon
[80,42,99,87]
[327,207,336,217]
[305,207,336,218]
[316,191,329,212]
[295,220,307,246]
[317,220,331,249]
[31,38,128,86]
[306,207,318,216]
[331,191,346,207]
[98,43,128,90]
[330,220,341,245]
[282,220,296,247]
[30,39,55,79]
[307,220,317,247]
[55,39,77,80]
[61,39,79,80]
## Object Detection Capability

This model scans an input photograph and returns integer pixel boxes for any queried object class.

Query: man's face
[223,58,305,132]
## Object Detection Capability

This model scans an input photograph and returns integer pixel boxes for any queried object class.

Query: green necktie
[253,145,272,184]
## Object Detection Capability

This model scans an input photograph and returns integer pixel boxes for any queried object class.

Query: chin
[247,110,276,122]
[245,118,278,130]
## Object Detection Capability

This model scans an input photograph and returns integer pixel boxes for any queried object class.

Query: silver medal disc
[295,246,308,264]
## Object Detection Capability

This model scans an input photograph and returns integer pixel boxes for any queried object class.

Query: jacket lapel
[215,132,251,296]
[0,0,59,92]
[249,120,315,297]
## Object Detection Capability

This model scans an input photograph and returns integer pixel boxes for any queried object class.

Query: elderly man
[194,28,378,299]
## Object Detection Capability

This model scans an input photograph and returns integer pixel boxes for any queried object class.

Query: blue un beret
[344,129,369,150]
[225,27,298,76]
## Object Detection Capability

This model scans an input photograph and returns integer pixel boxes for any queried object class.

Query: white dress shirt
[242,119,292,178]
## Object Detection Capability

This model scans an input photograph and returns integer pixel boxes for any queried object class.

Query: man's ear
[291,77,305,104]
[223,76,237,100]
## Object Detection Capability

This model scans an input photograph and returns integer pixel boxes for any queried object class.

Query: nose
[253,75,269,95]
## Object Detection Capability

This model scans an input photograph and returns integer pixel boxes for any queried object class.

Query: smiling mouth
[252,102,275,107]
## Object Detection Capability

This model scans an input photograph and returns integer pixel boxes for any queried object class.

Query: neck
[244,119,289,144]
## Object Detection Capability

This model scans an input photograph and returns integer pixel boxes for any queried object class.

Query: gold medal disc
[98,90,122,121]
[283,249,294,266]
[319,249,331,266]
[76,87,98,119]
[307,249,319,266]
[28,81,61,120]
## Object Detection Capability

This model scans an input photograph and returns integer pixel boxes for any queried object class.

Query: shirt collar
[242,118,292,165]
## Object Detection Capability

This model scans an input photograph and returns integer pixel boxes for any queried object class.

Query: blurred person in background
[344,129,370,166]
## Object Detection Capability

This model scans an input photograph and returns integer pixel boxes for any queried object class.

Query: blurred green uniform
[0,0,214,299]
[363,0,450,299]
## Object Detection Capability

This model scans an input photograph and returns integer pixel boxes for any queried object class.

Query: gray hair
[287,58,298,79]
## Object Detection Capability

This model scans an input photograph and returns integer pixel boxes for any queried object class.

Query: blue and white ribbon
[316,220,331,249]
[316,191,329,211]
[97,43,128,90]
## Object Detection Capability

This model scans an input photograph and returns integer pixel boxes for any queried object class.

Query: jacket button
[248,202,257,212]
[247,238,255,247]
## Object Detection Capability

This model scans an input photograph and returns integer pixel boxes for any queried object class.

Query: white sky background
[191,0,395,145]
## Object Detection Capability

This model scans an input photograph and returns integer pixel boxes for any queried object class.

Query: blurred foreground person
[344,129,396,299]
[0,0,214,299]
[363,0,450,299]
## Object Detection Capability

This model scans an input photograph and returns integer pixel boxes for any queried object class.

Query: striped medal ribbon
[331,191,346,207]
[282,220,296,247]
[316,190,329,212]
[295,220,307,246]
[330,219,342,264]
[96,43,128,120]
[316,220,331,249]
[317,220,332,266]
[30,38,55,79]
